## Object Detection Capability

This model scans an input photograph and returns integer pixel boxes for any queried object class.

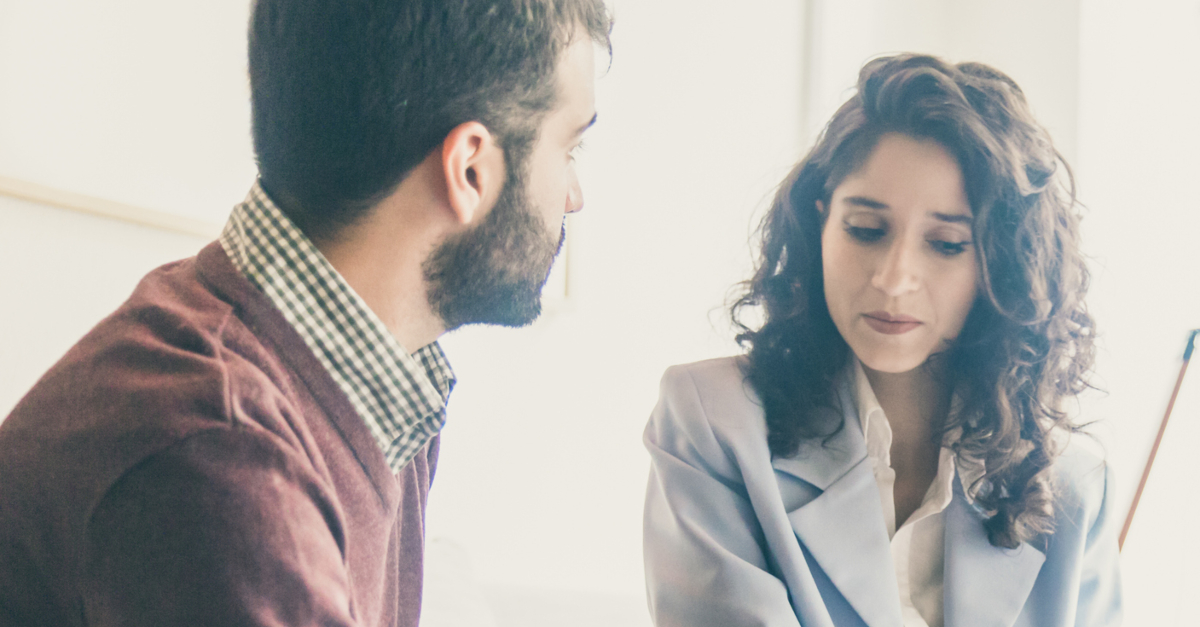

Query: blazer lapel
[943,478,1046,626]
[772,383,903,627]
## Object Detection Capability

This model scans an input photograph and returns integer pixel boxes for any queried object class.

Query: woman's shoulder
[1048,436,1116,533]
[647,356,772,472]
[657,356,763,426]
[660,355,750,395]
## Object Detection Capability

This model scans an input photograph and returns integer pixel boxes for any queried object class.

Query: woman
[643,54,1121,627]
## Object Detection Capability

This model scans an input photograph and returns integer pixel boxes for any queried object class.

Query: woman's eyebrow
[843,195,889,209]
[843,196,972,224]
[932,212,973,224]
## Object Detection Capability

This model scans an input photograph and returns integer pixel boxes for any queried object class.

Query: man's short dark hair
[249,0,612,242]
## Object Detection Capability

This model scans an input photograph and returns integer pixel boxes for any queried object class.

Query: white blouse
[850,361,984,627]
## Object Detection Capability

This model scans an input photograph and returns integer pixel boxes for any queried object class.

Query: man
[0,1,610,625]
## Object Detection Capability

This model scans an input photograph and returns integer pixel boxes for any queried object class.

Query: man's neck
[315,198,447,353]
[322,240,444,352]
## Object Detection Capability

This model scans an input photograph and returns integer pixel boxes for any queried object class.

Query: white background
[1,1,1197,624]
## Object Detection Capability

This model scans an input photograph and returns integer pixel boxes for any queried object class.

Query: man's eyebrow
[573,112,598,137]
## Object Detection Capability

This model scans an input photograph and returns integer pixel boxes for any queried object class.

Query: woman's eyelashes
[842,220,972,256]
[844,223,886,243]
[929,239,970,256]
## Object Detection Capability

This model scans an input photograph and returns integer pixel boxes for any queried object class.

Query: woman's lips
[862,311,922,335]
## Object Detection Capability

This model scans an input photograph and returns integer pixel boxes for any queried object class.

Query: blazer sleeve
[1072,461,1123,626]
[643,365,801,627]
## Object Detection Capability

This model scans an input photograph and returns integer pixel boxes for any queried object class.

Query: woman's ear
[815,199,827,221]
[441,121,505,224]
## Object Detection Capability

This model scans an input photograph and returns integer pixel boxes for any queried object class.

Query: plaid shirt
[220,181,455,473]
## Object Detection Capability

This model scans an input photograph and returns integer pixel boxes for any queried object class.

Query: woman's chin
[852,348,928,375]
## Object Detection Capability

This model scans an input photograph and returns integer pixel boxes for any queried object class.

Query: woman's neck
[862,360,949,446]
[862,360,951,527]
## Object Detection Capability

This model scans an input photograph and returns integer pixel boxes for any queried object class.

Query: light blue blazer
[643,357,1122,627]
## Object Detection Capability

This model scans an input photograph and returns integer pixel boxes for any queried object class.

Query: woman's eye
[845,224,885,243]
[929,239,970,256]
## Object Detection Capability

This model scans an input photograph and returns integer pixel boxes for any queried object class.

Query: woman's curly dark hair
[731,54,1095,549]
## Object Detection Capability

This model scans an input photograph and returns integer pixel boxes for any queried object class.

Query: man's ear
[441,121,505,225]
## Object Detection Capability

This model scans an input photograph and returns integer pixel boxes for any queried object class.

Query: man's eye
[569,141,586,161]
[845,224,885,243]
[930,239,970,256]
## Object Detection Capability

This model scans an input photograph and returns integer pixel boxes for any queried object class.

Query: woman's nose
[870,237,921,296]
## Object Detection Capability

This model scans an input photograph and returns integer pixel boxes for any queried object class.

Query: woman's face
[819,133,978,374]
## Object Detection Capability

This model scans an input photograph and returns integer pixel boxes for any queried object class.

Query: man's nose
[870,237,921,297]
[565,166,583,214]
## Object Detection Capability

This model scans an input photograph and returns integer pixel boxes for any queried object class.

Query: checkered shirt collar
[219,181,455,473]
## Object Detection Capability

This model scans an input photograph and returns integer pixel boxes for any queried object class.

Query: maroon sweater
[0,243,437,627]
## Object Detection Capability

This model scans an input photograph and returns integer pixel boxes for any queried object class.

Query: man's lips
[862,311,922,335]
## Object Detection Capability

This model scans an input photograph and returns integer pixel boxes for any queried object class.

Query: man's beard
[422,167,564,332]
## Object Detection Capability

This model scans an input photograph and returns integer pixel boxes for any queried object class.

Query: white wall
[803,0,1080,160]
[1076,1,1200,623]
[0,0,256,223]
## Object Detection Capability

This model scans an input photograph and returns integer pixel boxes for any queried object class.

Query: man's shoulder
[0,245,303,503]
[61,242,293,397]
[46,248,246,401]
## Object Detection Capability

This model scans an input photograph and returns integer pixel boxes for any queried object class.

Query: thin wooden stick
[1119,329,1199,551]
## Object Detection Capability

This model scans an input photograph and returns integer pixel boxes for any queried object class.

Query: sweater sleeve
[81,427,359,627]
[642,365,802,627]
